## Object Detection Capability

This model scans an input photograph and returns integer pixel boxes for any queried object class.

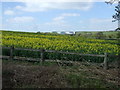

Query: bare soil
[2,60,120,88]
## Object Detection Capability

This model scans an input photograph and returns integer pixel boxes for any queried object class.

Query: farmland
[1,30,119,62]
[1,31,119,54]
[1,30,120,88]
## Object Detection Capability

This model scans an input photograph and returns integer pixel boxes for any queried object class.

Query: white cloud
[14,2,93,12]
[53,13,80,21]
[53,16,65,21]
[44,13,80,30]
[45,20,67,26]
[86,18,117,30]
[6,16,35,23]
[61,13,80,17]
[4,10,15,15]
[1,0,99,2]
[89,18,112,23]
[43,19,71,31]
[15,6,23,10]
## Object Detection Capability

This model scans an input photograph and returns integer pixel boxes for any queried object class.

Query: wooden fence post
[10,46,14,60]
[104,52,108,70]
[40,48,45,63]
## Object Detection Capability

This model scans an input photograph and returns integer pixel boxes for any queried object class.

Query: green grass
[75,31,118,39]
[64,68,118,88]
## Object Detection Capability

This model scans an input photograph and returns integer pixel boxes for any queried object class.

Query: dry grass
[2,59,120,88]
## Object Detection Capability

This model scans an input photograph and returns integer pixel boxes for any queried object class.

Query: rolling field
[1,30,119,62]
[1,30,120,88]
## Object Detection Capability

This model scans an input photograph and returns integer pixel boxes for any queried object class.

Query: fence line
[45,50,105,57]
[2,46,109,70]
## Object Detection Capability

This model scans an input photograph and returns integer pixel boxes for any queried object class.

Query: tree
[37,31,41,33]
[106,0,120,69]
[106,0,120,31]
[105,0,119,4]
[95,32,106,39]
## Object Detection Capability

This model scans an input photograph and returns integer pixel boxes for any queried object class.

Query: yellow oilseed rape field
[1,31,119,62]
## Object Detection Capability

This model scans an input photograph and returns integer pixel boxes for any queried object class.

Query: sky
[0,0,118,32]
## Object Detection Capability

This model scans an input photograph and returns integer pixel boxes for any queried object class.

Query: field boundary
[1,46,118,70]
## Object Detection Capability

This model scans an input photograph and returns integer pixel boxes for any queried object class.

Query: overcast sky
[1,0,118,32]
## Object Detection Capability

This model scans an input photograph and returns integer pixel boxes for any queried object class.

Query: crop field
[1,30,120,88]
[1,30,119,63]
